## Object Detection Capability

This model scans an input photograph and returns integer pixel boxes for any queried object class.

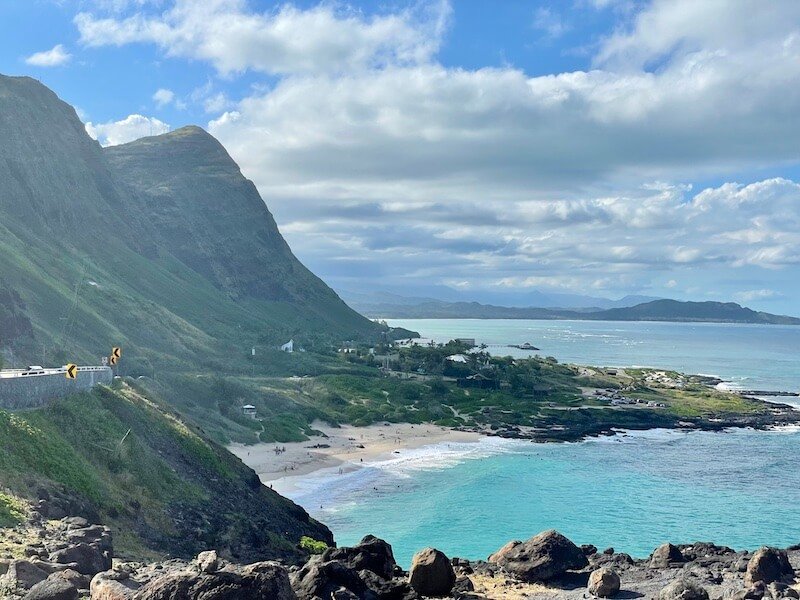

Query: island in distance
[344,294,800,325]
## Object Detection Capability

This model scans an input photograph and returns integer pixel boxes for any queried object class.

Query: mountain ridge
[355,297,800,325]
[0,74,384,372]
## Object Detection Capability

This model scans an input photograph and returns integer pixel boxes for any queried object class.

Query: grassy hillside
[0,73,384,376]
[0,380,331,562]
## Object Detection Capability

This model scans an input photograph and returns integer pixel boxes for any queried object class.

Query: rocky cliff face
[0,74,380,368]
[104,126,361,314]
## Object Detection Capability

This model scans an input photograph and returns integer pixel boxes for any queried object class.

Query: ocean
[286,320,800,566]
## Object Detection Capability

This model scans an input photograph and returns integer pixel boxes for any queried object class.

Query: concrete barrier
[0,367,113,410]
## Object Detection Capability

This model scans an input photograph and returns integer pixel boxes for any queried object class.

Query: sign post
[65,364,78,380]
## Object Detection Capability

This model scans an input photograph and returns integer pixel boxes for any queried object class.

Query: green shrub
[300,536,329,555]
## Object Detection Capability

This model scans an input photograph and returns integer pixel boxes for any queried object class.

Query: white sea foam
[280,436,526,505]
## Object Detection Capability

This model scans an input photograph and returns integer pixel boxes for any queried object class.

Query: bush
[300,536,329,555]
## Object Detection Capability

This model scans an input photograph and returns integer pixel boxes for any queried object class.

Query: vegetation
[300,536,329,555]
[0,492,26,528]
[0,382,331,562]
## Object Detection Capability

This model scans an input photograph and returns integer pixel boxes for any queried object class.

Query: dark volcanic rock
[291,559,373,600]
[50,542,110,576]
[23,571,79,600]
[132,561,296,600]
[408,548,455,597]
[490,530,588,582]
[651,543,686,568]
[323,535,398,580]
[745,547,795,587]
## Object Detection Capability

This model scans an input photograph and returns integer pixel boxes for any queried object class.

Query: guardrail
[0,366,109,379]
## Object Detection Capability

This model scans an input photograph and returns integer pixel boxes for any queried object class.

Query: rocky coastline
[453,395,800,444]
[3,513,799,600]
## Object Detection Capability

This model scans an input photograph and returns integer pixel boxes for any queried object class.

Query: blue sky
[2,1,800,313]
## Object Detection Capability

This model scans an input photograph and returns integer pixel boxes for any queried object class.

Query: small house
[242,404,257,419]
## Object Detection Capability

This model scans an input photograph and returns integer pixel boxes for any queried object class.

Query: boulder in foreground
[408,548,456,597]
[490,530,588,582]
[745,547,794,587]
[587,566,620,598]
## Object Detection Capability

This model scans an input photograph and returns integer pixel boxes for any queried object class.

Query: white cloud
[85,114,170,146]
[152,87,175,107]
[72,0,800,304]
[533,8,569,40]
[734,289,783,303]
[75,0,452,76]
[24,44,72,67]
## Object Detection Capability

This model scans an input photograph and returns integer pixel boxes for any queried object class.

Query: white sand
[228,421,482,494]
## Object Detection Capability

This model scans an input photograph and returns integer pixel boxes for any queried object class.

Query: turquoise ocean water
[287,320,800,566]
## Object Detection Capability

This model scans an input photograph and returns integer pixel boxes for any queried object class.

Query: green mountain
[583,299,800,324]
[0,74,382,371]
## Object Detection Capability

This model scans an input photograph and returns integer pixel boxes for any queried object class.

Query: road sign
[109,355,118,366]
[112,347,122,359]
[101,356,108,366]
[65,364,78,379]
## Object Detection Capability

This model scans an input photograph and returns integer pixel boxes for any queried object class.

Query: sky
[2,0,800,313]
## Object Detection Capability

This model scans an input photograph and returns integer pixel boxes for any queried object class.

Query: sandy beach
[228,421,483,495]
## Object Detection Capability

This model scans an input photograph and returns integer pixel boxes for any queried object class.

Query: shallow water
[291,428,800,567]
[285,320,800,567]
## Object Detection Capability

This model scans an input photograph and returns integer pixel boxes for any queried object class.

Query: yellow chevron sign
[109,355,118,366]
[65,364,78,379]
[112,347,122,359]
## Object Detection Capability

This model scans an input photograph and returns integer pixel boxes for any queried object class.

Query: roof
[242,404,256,410]
[446,354,468,363]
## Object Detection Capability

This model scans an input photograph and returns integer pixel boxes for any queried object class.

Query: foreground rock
[6,516,800,600]
[489,529,588,582]
[408,548,455,597]
[291,535,415,600]
[587,566,620,598]
[746,548,795,587]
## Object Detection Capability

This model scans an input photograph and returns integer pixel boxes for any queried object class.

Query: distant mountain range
[347,295,800,325]
[340,288,661,312]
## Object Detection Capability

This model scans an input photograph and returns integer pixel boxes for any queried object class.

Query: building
[280,339,294,353]
[455,338,476,348]
[457,373,498,389]
[445,354,468,363]
[242,404,257,419]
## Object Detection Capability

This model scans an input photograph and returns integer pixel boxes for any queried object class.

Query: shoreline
[230,409,800,499]
[228,421,484,495]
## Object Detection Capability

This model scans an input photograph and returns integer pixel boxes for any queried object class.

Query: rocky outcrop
[133,562,296,600]
[651,543,686,568]
[746,548,795,587]
[408,548,455,597]
[291,535,413,600]
[5,516,800,600]
[489,530,588,582]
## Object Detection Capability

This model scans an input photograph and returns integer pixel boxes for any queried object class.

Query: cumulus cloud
[71,0,800,304]
[152,88,174,107]
[75,0,451,75]
[85,114,170,146]
[24,44,72,67]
